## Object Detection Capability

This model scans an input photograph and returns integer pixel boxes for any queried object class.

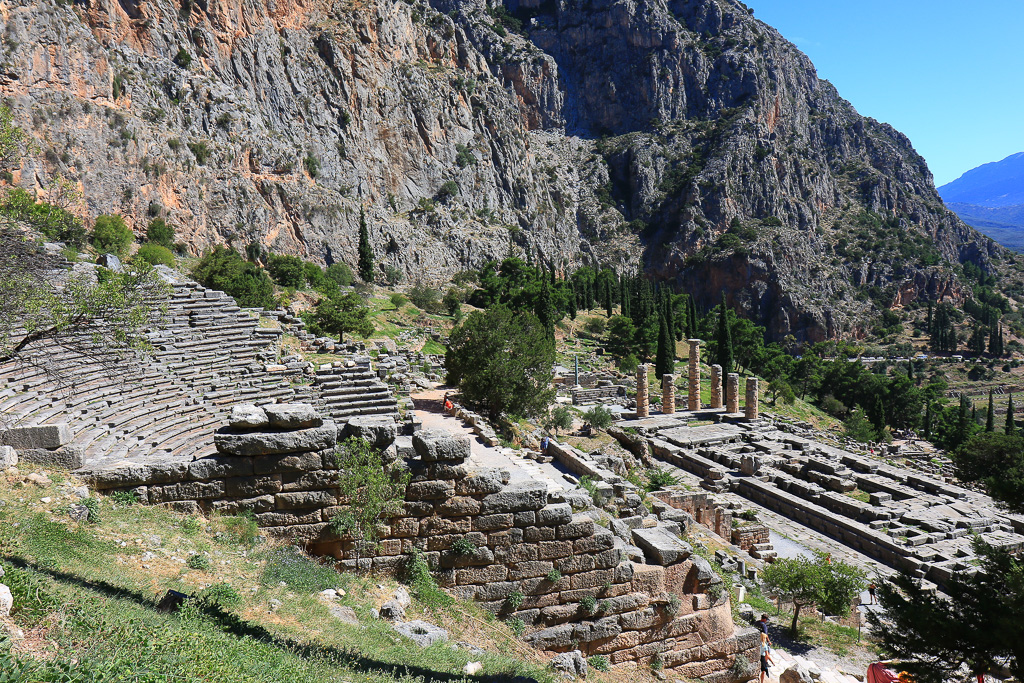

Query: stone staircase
[312,359,400,424]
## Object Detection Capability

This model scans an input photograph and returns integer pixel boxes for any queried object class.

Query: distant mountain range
[940,152,1024,250]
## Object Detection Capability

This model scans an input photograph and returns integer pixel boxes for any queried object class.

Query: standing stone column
[745,377,759,420]
[710,364,723,409]
[687,340,701,411]
[662,374,676,414]
[636,364,649,418]
[726,373,740,414]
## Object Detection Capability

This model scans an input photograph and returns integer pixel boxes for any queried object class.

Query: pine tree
[986,391,995,432]
[716,292,733,375]
[1006,395,1016,436]
[655,314,674,379]
[357,208,374,282]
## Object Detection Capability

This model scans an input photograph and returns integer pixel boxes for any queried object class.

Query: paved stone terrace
[613,411,1024,588]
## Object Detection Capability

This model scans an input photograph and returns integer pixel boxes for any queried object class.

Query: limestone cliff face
[0,0,1002,341]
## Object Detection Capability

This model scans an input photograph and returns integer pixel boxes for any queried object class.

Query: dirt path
[409,390,572,492]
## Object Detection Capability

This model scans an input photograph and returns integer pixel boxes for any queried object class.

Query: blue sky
[749,0,1024,187]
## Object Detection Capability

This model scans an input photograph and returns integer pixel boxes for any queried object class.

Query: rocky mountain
[939,153,1024,251]
[0,0,1004,341]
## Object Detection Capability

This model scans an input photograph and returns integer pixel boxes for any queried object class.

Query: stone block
[569,569,616,589]
[275,490,337,510]
[346,416,398,449]
[473,513,514,531]
[281,470,336,492]
[0,446,16,467]
[575,615,622,642]
[455,470,506,494]
[263,403,323,430]
[406,480,455,501]
[0,424,70,450]
[507,560,555,580]
[456,565,508,584]
[631,526,692,566]
[480,481,548,513]
[188,455,255,481]
[408,462,468,482]
[524,623,576,649]
[537,540,574,560]
[229,405,269,430]
[557,516,596,539]
[575,527,616,553]
[212,495,276,514]
[252,451,326,475]
[225,475,283,497]
[419,515,471,536]
[513,511,536,527]
[523,526,556,542]
[18,445,84,469]
[619,607,659,630]
[412,429,470,462]
[537,503,573,526]
[436,496,481,515]
[256,509,324,527]
[215,423,338,456]
[392,620,448,648]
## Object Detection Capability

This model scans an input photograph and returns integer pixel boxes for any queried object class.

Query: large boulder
[229,405,269,430]
[0,446,17,467]
[0,424,71,450]
[263,404,323,430]
[0,583,11,617]
[214,422,337,456]
[780,664,816,683]
[631,526,692,566]
[393,620,448,647]
[551,650,588,678]
[412,429,470,462]
[346,416,398,449]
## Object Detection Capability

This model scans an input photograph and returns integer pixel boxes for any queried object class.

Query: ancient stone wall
[730,525,770,553]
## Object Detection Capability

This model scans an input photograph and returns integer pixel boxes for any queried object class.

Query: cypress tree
[688,295,698,338]
[926,301,933,334]
[986,391,995,432]
[357,208,374,282]
[1007,395,1017,436]
[656,314,674,379]
[604,278,613,317]
[568,282,577,320]
[716,292,733,375]
[923,402,932,439]
[535,275,555,330]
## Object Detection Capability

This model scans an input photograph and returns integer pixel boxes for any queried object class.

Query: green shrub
[443,288,462,316]
[450,537,476,556]
[584,316,606,335]
[646,467,680,492]
[81,497,101,524]
[0,187,86,246]
[618,353,639,374]
[325,262,353,287]
[137,243,176,267]
[146,218,175,248]
[579,594,596,613]
[583,404,613,430]
[188,141,211,165]
[382,264,403,286]
[91,214,133,257]
[545,569,562,583]
[303,262,325,289]
[504,590,525,612]
[304,155,320,178]
[401,550,452,609]
[507,617,525,636]
[588,655,611,672]
[436,180,459,201]
[266,254,306,288]
[665,594,681,616]
[454,143,475,168]
[108,490,137,506]
[187,554,212,570]
[408,283,441,312]
[173,48,192,68]
[181,516,203,535]
[330,437,410,548]
[192,246,277,309]
[197,582,242,608]
[389,293,408,309]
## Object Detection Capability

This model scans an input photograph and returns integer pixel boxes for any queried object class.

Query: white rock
[393,586,411,609]
[0,584,12,617]
[463,662,483,675]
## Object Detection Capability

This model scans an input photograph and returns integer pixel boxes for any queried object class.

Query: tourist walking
[757,614,770,636]
[759,633,774,683]
[868,582,877,605]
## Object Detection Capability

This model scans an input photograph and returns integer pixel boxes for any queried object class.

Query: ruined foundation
[636,364,650,418]
[662,374,676,414]
[709,365,723,409]
[745,378,759,420]
[687,340,701,411]
[726,373,739,414]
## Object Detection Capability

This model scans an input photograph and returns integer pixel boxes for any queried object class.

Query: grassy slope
[0,468,562,682]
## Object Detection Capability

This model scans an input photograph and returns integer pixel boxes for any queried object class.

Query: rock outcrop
[0,0,1003,340]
